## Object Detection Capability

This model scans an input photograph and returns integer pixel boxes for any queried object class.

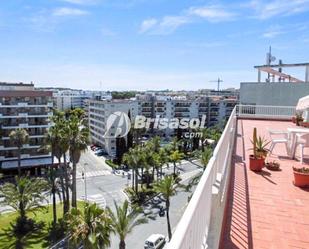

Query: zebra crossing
[80,194,107,208]
[76,170,111,179]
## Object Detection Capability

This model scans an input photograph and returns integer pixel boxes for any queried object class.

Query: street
[76,149,201,249]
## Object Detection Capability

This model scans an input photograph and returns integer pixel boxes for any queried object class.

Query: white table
[287,127,309,158]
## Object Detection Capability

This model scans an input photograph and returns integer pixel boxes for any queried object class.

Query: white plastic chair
[268,129,289,155]
[296,133,309,164]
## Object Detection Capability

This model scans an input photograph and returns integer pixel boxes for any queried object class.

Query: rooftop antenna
[266,46,276,82]
[209,78,223,92]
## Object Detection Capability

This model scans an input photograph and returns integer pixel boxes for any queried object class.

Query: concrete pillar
[258,70,261,82]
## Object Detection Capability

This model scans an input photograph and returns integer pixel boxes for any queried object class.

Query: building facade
[88,99,138,156]
[88,94,238,156]
[53,89,112,111]
[0,82,53,174]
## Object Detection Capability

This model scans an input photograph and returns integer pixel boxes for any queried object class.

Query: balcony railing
[236,105,295,120]
[166,107,237,249]
[166,104,296,249]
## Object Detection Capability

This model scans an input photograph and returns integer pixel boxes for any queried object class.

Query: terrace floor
[220,119,309,249]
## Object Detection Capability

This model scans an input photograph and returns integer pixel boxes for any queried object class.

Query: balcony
[166,105,309,249]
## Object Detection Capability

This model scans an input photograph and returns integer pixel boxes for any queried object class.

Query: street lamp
[82,163,88,202]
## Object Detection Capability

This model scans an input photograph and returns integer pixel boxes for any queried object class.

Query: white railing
[166,107,237,249]
[236,105,296,120]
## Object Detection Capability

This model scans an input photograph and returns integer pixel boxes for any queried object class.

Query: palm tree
[48,111,70,214]
[68,114,89,208]
[123,147,144,193]
[201,147,213,170]
[9,128,29,177]
[66,203,114,249]
[108,200,147,249]
[169,150,183,176]
[0,177,49,231]
[46,168,61,226]
[154,175,178,241]
[186,147,213,192]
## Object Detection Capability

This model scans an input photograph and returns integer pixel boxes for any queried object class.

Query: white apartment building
[52,89,112,111]
[88,94,238,156]
[88,99,138,156]
[0,82,53,175]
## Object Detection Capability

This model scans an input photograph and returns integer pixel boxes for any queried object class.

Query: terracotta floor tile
[220,119,309,249]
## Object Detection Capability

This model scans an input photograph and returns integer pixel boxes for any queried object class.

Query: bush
[105,159,118,169]
[124,186,156,205]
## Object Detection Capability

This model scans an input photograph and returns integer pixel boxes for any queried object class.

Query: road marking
[77,170,111,179]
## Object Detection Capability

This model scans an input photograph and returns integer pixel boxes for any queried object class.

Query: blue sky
[0,0,309,90]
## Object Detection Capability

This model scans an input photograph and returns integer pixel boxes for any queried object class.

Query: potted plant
[255,136,270,158]
[292,116,296,123]
[293,167,309,187]
[265,161,280,171]
[249,128,265,172]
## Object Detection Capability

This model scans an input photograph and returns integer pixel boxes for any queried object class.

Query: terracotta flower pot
[249,155,265,171]
[292,117,296,123]
[293,171,309,187]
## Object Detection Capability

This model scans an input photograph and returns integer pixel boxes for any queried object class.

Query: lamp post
[82,163,88,202]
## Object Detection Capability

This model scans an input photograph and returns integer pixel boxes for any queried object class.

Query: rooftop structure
[240,60,309,106]
[165,104,309,249]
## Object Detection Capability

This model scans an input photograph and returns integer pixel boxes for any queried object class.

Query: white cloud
[262,25,285,38]
[188,5,236,22]
[140,5,236,35]
[249,0,309,19]
[140,16,190,35]
[52,7,89,16]
[139,18,158,33]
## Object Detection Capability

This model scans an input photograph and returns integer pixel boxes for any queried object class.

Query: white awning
[296,95,309,111]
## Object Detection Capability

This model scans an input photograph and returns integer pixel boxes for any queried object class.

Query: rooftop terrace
[166,105,309,249]
[221,119,309,249]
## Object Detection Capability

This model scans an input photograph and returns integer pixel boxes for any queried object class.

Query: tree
[9,129,29,177]
[169,150,183,176]
[123,147,144,193]
[46,168,61,227]
[48,111,71,214]
[108,200,147,249]
[68,114,89,208]
[116,136,127,164]
[66,203,114,249]
[154,176,178,241]
[0,177,49,232]
[126,111,133,150]
[186,147,213,192]
[201,147,213,170]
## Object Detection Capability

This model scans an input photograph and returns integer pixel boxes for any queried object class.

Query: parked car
[144,234,165,249]
[96,150,108,156]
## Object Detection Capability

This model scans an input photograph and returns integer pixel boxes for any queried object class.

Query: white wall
[240,82,309,106]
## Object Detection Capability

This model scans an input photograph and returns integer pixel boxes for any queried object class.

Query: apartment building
[88,99,138,156]
[0,82,53,175]
[42,88,112,111]
[88,93,238,156]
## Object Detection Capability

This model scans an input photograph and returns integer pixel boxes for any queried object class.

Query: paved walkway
[221,119,309,249]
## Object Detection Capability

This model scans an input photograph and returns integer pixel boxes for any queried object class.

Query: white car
[144,234,165,249]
